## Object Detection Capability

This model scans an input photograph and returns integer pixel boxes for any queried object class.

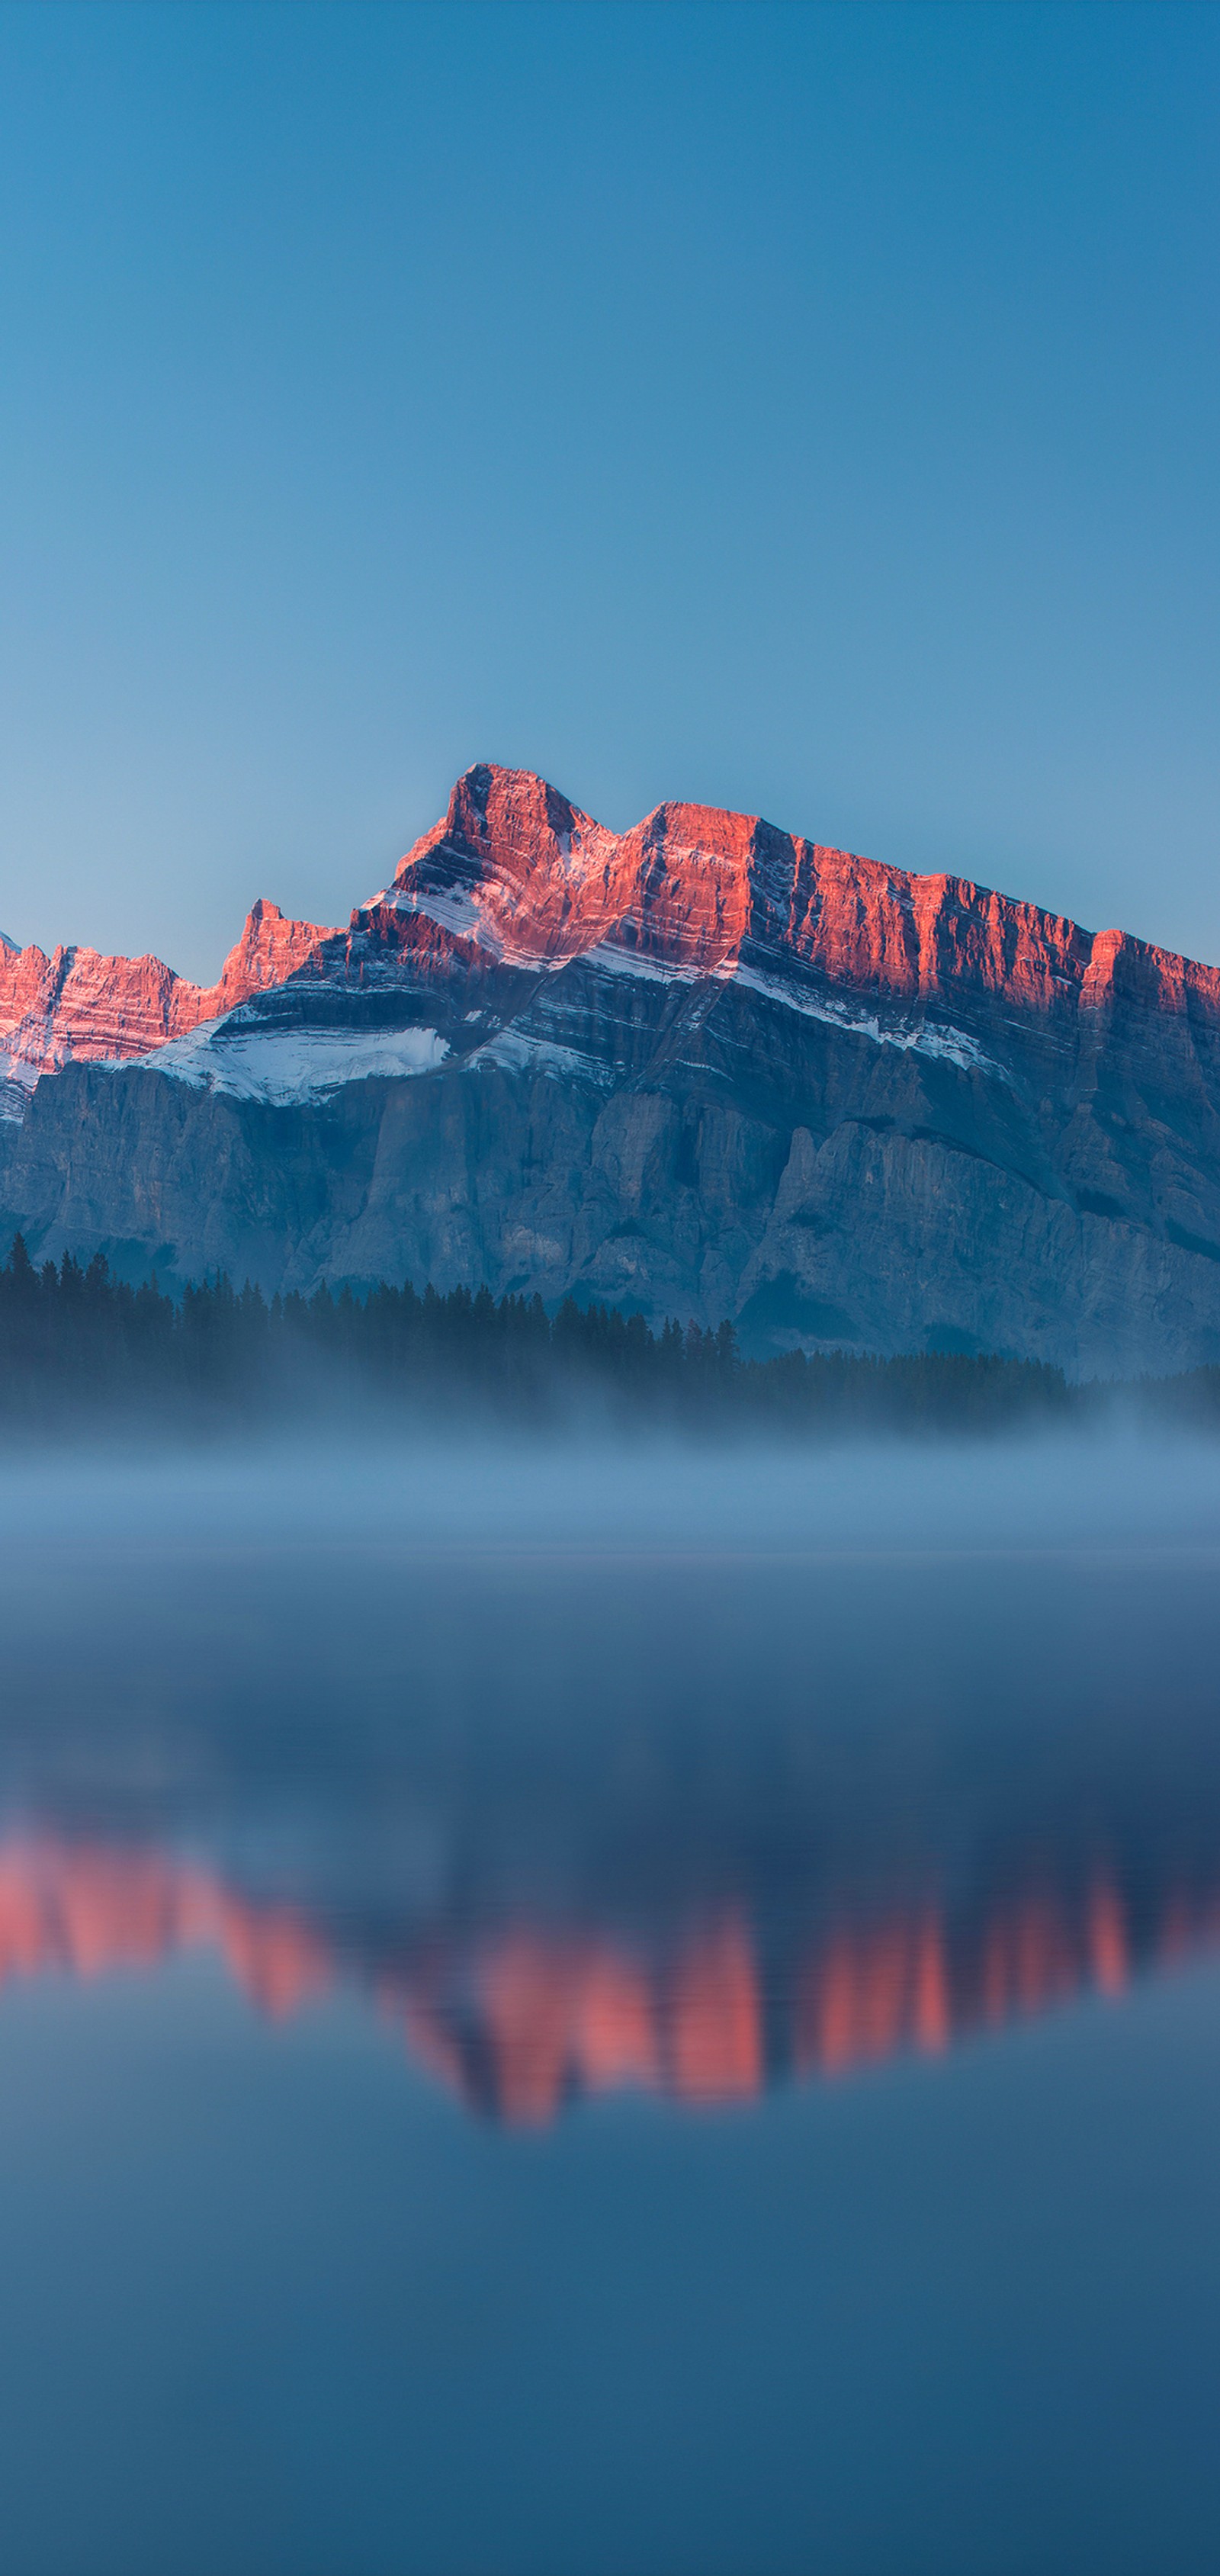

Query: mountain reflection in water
[3,1504,1220,2127]
[8,1458,1220,2576]
[0,1832,1215,2124]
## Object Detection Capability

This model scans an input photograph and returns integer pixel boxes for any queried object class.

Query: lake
[1,1437,1219,2576]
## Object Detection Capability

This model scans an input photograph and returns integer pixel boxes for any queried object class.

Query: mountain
[4,760,1220,1370]
[0,898,336,1119]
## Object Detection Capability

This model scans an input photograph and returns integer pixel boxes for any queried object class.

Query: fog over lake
[5,1415,1220,1554]
[3,1427,1220,2576]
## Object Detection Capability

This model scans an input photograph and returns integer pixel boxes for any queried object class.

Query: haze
[4,1421,1220,1564]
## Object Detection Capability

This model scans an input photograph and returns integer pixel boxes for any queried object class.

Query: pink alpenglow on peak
[7,765,1219,1116]
[378,763,1220,1021]
[0,899,338,1107]
[8,762,1220,1375]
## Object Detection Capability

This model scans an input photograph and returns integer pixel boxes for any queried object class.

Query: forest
[0,1231,1208,1436]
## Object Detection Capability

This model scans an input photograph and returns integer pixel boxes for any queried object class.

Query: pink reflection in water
[0,1832,1213,2125]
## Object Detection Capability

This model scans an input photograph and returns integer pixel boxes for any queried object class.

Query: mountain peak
[394,762,602,881]
[0,896,339,1107]
[8,763,1220,1372]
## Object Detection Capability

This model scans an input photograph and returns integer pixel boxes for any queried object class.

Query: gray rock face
[4,762,1220,1373]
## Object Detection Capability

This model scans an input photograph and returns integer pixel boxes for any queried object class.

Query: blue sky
[0,1,1216,978]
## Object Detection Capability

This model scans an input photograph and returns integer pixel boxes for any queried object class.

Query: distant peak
[390,763,605,898]
[445,762,588,843]
[455,760,551,796]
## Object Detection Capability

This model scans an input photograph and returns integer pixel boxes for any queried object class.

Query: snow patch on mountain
[731,964,1010,1079]
[582,940,707,987]
[470,1028,615,1085]
[379,882,493,944]
[380,879,572,972]
[0,1042,47,1097]
[0,1025,73,1107]
[136,1019,449,1103]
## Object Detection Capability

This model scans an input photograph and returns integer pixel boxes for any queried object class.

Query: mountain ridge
[385,764,1220,1020]
[0,896,339,1116]
[8,761,1219,1099]
[4,762,1220,1373]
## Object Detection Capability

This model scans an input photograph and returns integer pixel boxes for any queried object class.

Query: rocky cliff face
[0,898,336,1118]
[4,762,1220,1371]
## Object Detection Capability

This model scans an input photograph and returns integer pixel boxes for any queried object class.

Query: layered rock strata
[0,899,337,1116]
[4,764,1220,1370]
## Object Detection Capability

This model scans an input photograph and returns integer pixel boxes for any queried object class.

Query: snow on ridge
[379,885,678,978]
[552,940,1010,1076]
[360,897,1012,1078]
[581,939,708,987]
[380,882,500,949]
[135,1018,449,1104]
[21,928,1009,1113]
[0,1022,72,1100]
[731,963,1009,1078]
[380,880,570,972]
[469,1028,614,1086]
[0,1046,47,1094]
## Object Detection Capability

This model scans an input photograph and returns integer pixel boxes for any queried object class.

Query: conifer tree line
[0,1229,1171,1434]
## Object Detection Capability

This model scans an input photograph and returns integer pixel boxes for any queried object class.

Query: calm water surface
[2,1442,1219,2576]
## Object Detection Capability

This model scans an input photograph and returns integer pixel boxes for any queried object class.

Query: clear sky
[0,0,1216,980]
